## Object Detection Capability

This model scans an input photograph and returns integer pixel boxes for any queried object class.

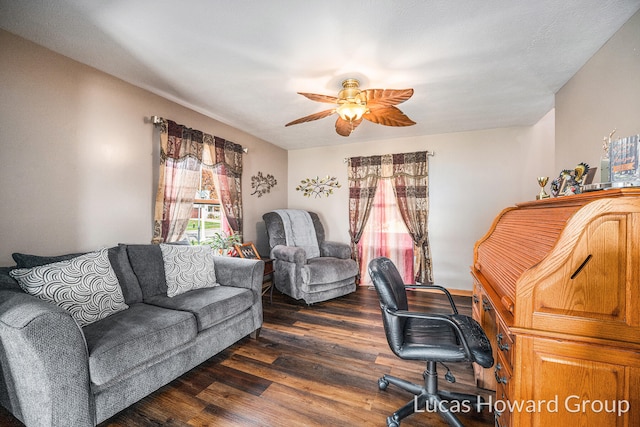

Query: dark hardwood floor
[0,286,495,426]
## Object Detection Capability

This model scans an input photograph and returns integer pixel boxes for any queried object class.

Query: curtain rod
[343,151,435,163]
[150,116,248,154]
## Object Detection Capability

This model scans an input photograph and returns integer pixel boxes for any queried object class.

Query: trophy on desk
[537,176,550,200]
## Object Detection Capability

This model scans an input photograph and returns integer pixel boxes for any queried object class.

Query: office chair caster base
[386,415,399,427]
[378,377,390,390]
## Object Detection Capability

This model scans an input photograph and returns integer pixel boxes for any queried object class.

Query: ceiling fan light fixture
[336,101,368,122]
[336,78,368,122]
[285,77,415,136]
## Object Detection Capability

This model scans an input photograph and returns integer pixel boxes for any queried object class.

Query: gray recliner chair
[262,210,358,304]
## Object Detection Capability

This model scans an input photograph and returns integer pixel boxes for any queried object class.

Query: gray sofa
[0,244,263,427]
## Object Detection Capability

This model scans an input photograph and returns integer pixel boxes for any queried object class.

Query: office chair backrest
[368,257,410,355]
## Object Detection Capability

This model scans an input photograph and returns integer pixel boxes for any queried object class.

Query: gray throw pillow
[159,244,218,297]
[10,248,129,326]
[12,251,85,269]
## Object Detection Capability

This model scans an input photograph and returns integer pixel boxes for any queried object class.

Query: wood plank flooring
[0,286,495,426]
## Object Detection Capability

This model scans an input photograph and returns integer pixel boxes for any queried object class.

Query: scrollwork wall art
[296,175,341,198]
[250,172,277,197]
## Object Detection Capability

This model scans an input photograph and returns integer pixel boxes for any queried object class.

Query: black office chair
[368,257,494,427]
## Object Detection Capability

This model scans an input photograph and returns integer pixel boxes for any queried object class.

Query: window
[357,178,415,287]
[184,167,230,244]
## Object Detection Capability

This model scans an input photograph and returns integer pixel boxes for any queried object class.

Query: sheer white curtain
[357,178,414,287]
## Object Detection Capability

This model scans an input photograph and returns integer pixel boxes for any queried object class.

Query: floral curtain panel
[152,120,202,243]
[347,151,433,284]
[204,136,244,237]
[388,151,433,284]
[347,155,381,268]
[152,119,244,243]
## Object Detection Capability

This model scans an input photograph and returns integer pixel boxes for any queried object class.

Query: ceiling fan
[285,78,416,137]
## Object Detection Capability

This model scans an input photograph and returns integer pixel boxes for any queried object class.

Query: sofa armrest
[271,245,306,264]
[320,241,352,259]
[0,290,94,427]
[213,256,263,296]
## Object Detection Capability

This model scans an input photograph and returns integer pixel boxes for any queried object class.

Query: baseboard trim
[412,288,473,297]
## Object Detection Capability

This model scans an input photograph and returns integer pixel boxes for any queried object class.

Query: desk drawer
[494,351,513,427]
[472,282,482,319]
[494,352,512,395]
[496,321,515,370]
[494,402,512,427]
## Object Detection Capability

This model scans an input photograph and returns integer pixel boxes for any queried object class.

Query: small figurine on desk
[549,163,590,197]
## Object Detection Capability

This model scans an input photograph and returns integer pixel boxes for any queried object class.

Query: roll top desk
[471,189,640,426]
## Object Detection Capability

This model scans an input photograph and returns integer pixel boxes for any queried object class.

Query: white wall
[555,10,640,174]
[0,30,288,266]
[288,110,555,291]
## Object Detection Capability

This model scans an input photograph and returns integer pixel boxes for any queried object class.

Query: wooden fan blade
[298,92,339,104]
[363,89,414,107]
[335,116,363,137]
[285,109,336,127]
[364,106,416,127]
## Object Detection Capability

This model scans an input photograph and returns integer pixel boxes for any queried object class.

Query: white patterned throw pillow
[9,248,129,327]
[159,244,218,297]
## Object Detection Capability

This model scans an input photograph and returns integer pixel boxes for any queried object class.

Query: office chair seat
[369,257,494,427]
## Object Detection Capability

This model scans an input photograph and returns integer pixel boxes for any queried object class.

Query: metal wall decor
[250,171,277,197]
[296,175,341,198]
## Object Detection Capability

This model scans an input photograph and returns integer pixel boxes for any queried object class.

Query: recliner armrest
[271,245,306,264]
[319,241,351,259]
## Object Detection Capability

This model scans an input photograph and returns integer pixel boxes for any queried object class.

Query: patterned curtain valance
[348,151,430,180]
[159,119,244,174]
[205,136,243,176]
[160,119,205,161]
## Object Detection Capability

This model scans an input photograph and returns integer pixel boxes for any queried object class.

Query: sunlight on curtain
[358,178,414,286]
[203,136,244,238]
[153,119,243,243]
[152,120,202,243]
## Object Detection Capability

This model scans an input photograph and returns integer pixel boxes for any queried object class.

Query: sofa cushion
[11,246,144,304]
[126,244,168,299]
[145,286,254,332]
[12,251,85,268]
[159,244,218,297]
[9,248,129,327]
[107,245,143,304]
[303,257,359,285]
[0,267,21,291]
[82,303,197,386]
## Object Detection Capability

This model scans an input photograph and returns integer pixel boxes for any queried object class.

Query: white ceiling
[1,1,639,150]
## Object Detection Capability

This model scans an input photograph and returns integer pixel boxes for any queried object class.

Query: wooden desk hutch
[471,189,640,427]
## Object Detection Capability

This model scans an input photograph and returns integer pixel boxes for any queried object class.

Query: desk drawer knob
[497,333,510,352]
[494,363,508,384]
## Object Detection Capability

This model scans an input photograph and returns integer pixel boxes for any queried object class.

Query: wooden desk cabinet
[471,189,640,426]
